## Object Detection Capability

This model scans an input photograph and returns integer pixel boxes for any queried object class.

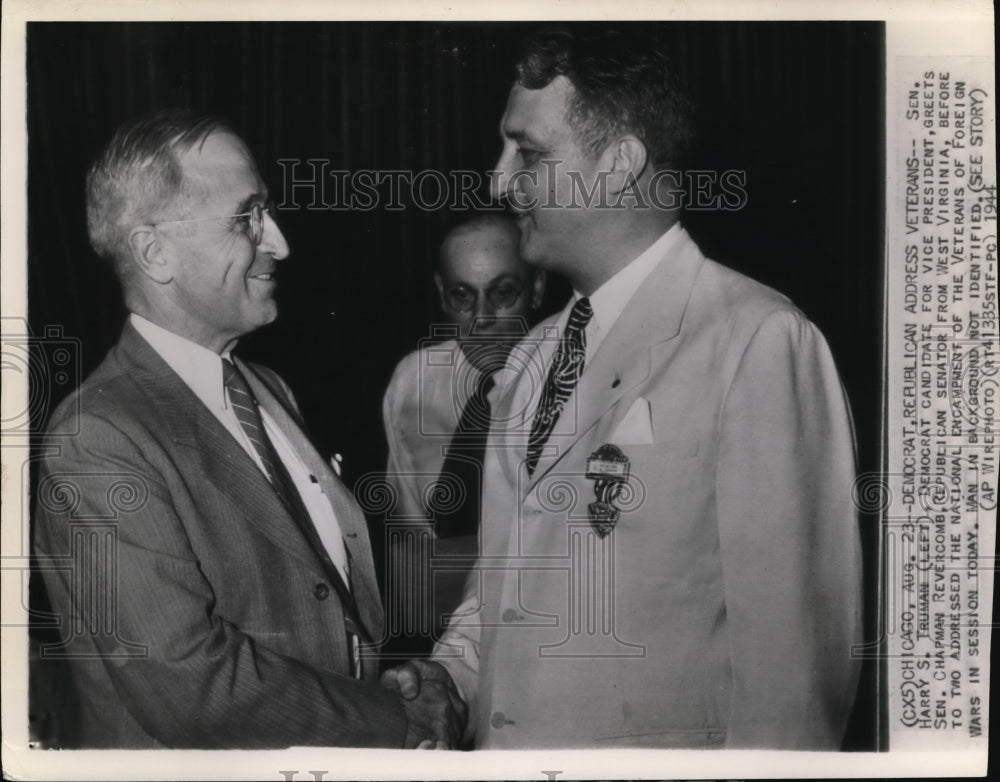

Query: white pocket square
[611,397,654,445]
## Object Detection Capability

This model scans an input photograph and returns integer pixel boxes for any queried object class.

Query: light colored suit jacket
[33,323,407,748]
[382,340,475,532]
[381,342,486,639]
[435,228,863,749]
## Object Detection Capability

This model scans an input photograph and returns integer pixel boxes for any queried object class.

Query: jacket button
[313,582,330,600]
[490,711,513,729]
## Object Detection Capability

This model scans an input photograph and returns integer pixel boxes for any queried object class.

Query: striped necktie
[222,358,288,497]
[526,297,593,476]
[222,358,361,671]
[222,358,358,603]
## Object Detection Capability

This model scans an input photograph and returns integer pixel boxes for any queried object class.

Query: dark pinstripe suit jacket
[34,322,406,748]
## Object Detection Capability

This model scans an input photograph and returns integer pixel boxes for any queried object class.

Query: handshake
[382,660,469,749]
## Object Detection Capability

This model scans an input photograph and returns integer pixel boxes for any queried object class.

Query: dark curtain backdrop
[27,21,884,749]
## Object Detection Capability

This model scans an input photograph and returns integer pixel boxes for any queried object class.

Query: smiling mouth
[249,272,276,282]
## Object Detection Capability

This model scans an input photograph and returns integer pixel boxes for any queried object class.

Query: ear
[531,270,546,310]
[433,271,446,308]
[127,225,173,284]
[604,135,648,196]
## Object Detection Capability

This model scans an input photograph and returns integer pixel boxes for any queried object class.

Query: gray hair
[85,108,232,275]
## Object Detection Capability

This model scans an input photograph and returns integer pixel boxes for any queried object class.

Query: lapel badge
[585,444,630,538]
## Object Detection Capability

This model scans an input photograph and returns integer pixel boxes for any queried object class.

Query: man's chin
[247,304,279,333]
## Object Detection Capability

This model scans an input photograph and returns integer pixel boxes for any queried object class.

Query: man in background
[381,213,546,651]
[386,28,862,749]
[33,109,463,748]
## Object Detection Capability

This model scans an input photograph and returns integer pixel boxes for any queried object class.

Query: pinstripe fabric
[32,324,407,748]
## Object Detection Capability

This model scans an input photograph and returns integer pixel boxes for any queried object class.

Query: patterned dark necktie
[222,358,358,617]
[429,370,496,538]
[526,297,593,476]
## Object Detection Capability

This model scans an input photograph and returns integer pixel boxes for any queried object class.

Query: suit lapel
[239,359,381,641]
[525,230,705,493]
[116,325,348,598]
[491,320,558,489]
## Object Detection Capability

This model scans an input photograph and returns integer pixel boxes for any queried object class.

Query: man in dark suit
[385,29,862,749]
[33,109,464,748]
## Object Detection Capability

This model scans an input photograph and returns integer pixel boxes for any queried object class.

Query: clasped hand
[382,660,468,749]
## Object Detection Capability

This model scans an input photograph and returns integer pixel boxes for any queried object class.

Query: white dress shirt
[130,314,350,585]
[502,224,684,430]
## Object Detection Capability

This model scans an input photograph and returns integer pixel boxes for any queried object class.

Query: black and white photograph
[0,2,993,779]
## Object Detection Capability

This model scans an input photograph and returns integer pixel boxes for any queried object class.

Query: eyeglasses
[444,281,525,313]
[153,200,276,246]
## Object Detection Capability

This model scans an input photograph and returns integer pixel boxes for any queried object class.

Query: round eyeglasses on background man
[441,278,525,314]
[434,213,546,375]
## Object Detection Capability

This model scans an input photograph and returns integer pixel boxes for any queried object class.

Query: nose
[474,293,498,320]
[468,292,499,334]
[259,210,290,260]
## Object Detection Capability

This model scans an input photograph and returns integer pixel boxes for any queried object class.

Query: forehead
[174,131,262,202]
[439,223,525,285]
[501,75,575,140]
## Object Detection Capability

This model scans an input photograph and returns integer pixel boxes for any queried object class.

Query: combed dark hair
[86,108,233,273]
[515,28,694,170]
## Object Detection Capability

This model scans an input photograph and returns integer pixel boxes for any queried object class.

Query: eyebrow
[487,273,523,286]
[234,191,267,215]
[504,128,538,144]
[448,273,523,289]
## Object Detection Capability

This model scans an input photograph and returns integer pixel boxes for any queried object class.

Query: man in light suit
[385,29,862,749]
[382,214,545,649]
[33,109,464,748]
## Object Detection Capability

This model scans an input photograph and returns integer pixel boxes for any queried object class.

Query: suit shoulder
[681,256,837,377]
[387,346,426,387]
[44,348,144,436]
[383,349,419,422]
[37,351,175,493]
[383,341,463,452]
[695,257,812,331]
[387,341,460,392]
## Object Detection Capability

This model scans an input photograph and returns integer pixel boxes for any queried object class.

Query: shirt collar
[582,223,684,354]
[130,313,230,414]
[455,338,502,401]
